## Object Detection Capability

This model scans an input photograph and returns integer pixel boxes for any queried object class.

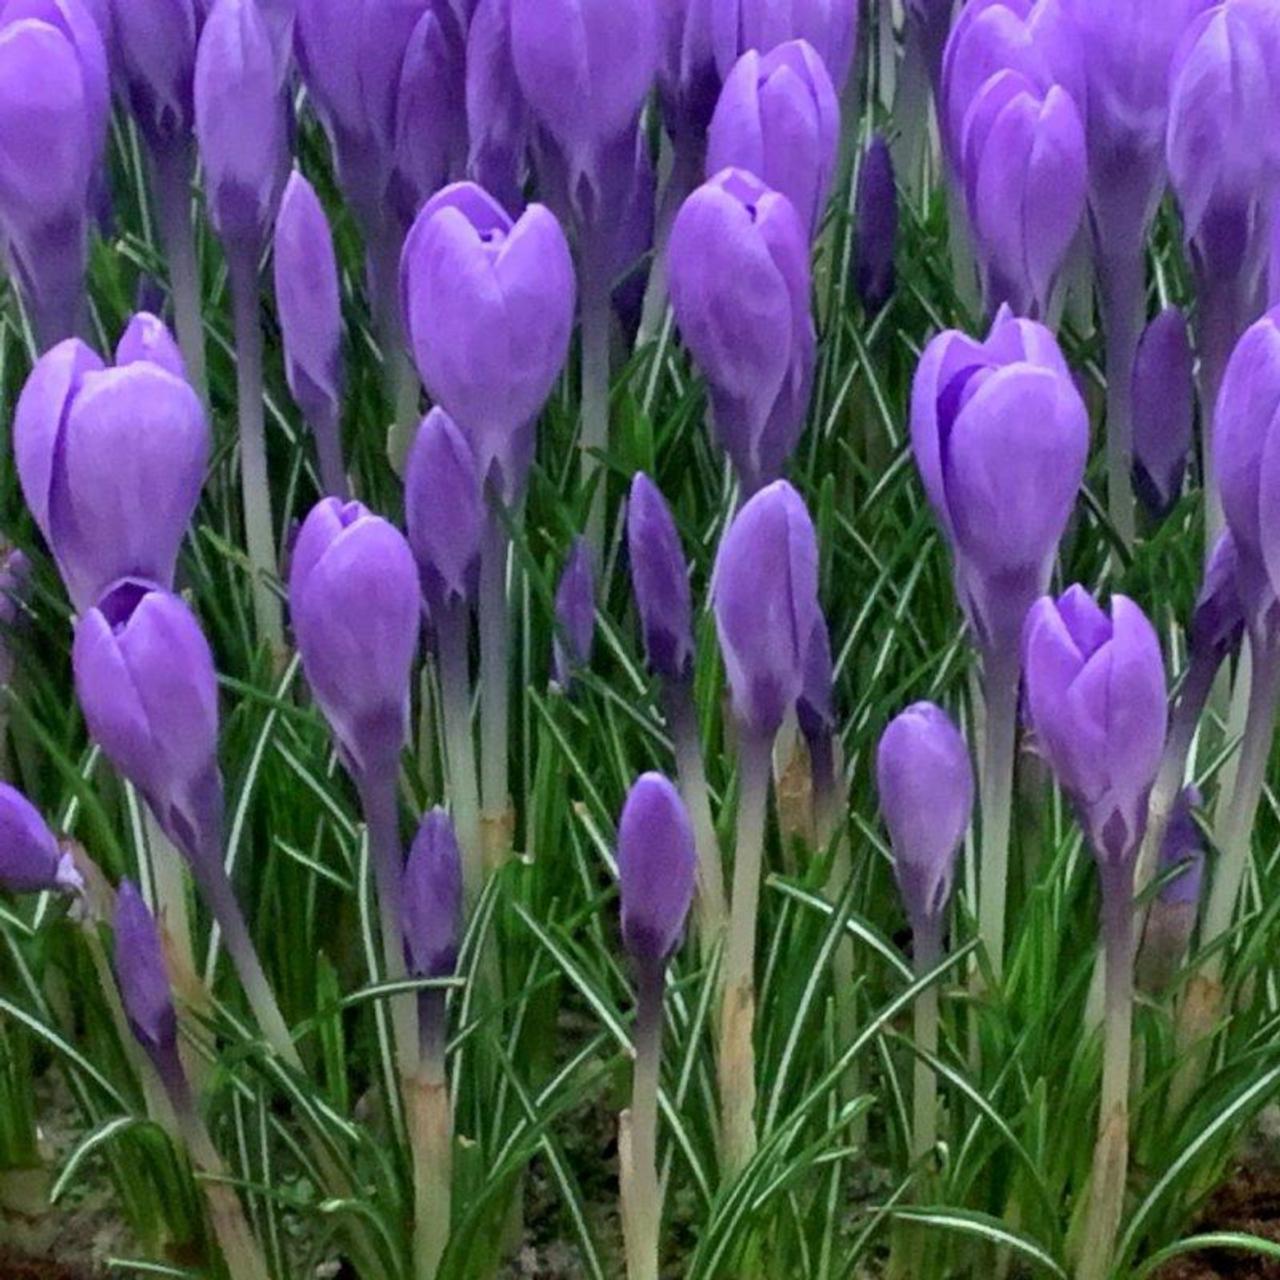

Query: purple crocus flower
[853,134,897,313]
[711,0,859,93]
[465,0,530,214]
[110,0,202,151]
[13,338,210,611]
[617,772,697,967]
[553,537,596,690]
[400,181,576,503]
[289,498,421,779]
[706,39,841,238]
[403,807,463,978]
[114,879,178,1055]
[627,473,694,684]
[1131,307,1194,519]
[1190,531,1247,667]
[657,0,721,156]
[0,782,81,894]
[73,584,224,862]
[876,702,973,937]
[1137,786,1204,994]
[115,312,189,380]
[910,308,1089,654]
[712,480,820,738]
[404,407,485,618]
[668,167,814,494]
[1022,586,1168,865]
[193,0,290,252]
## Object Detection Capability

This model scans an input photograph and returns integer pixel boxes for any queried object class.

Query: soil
[0,1252,100,1279]
[1153,1163,1280,1279]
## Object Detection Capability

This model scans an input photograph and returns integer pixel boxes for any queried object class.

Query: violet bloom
[712,480,820,740]
[115,312,189,380]
[274,170,347,497]
[711,0,859,93]
[0,782,81,894]
[114,879,178,1056]
[1132,307,1194,520]
[403,808,463,980]
[618,772,697,968]
[193,0,289,253]
[110,0,202,152]
[853,134,897,314]
[1022,587,1168,865]
[668,167,815,494]
[465,0,531,214]
[876,703,973,938]
[553,537,596,690]
[13,338,210,611]
[1137,786,1204,995]
[911,308,1089,654]
[400,182,576,503]
[289,498,421,780]
[627,473,695,685]
[706,39,841,237]
[1190,531,1247,668]
[657,0,721,164]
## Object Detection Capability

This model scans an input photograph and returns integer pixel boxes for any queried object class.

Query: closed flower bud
[290,499,421,778]
[627,472,694,684]
[853,134,897,313]
[657,0,721,146]
[0,546,31,687]
[465,0,531,214]
[910,308,1088,653]
[115,312,189,380]
[404,408,484,616]
[1131,307,1194,519]
[273,171,344,435]
[111,0,201,150]
[1137,787,1204,995]
[73,584,224,863]
[706,40,840,238]
[796,616,834,744]
[553,537,596,690]
[617,772,696,966]
[1190,531,1246,666]
[0,782,81,894]
[876,702,973,936]
[668,167,815,493]
[403,808,463,978]
[1022,587,1168,864]
[400,181,576,502]
[194,0,289,249]
[113,879,177,1055]
[711,0,859,92]
[14,341,209,611]
[712,480,820,738]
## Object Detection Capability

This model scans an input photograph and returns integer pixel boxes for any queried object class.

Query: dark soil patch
[1154,1165,1280,1279]
[0,1250,99,1278]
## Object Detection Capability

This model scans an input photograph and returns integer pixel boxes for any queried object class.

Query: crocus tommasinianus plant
[710,0,859,94]
[1137,786,1205,996]
[115,311,188,379]
[0,782,81,894]
[853,134,897,314]
[110,0,201,153]
[553,538,597,692]
[13,335,209,612]
[0,6,107,346]
[400,181,576,504]
[466,0,531,215]
[627,472,695,686]
[706,39,840,238]
[403,808,464,984]
[657,0,721,172]
[668,167,815,495]
[114,878,178,1061]
[1131,307,1194,520]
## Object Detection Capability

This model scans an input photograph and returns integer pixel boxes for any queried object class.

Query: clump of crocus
[274,170,348,499]
[1131,307,1194,521]
[0,782,81,895]
[1022,587,1167,1280]
[13,335,209,612]
[853,134,897,314]
[552,538,596,693]
[1137,788,1204,997]
[712,479,820,1175]
[911,308,1088,979]
[706,40,840,238]
[616,773,696,1280]
[877,702,973,1159]
[668,167,815,496]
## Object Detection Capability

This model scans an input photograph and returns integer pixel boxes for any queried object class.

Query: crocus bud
[465,0,530,214]
[959,71,1087,316]
[796,616,834,746]
[400,181,576,502]
[114,879,177,1056]
[73,585,224,862]
[657,0,721,150]
[115,312,189,380]
[0,782,81,894]
[712,480,820,738]
[876,703,973,937]
[668,167,815,493]
[627,472,694,684]
[711,0,859,92]
[1136,786,1204,995]
[553,537,596,690]
[111,0,201,150]
[273,171,344,442]
[289,499,421,778]
[194,0,289,249]
[14,342,210,611]
[509,0,657,196]
[1131,307,1194,519]
[706,40,840,238]
[404,408,484,617]
[403,808,463,978]
[617,772,696,967]
[1190,531,1247,666]
[1022,587,1168,864]
[0,546,31,688]
[853,134,896,313]
[910,308,1089,654]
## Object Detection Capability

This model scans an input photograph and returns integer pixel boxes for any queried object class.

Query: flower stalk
[620,962,665,1280]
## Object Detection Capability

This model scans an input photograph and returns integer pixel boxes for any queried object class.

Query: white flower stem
[1098,246,1144,551]
[581,253,612,558]
[977,644,1019,983]
[620,963,665,1280]
[409,991,452,1280]
[911,923,942,1163]
[1196,276,1246,560]
[478,505,512,872]
[437,602,482,910]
